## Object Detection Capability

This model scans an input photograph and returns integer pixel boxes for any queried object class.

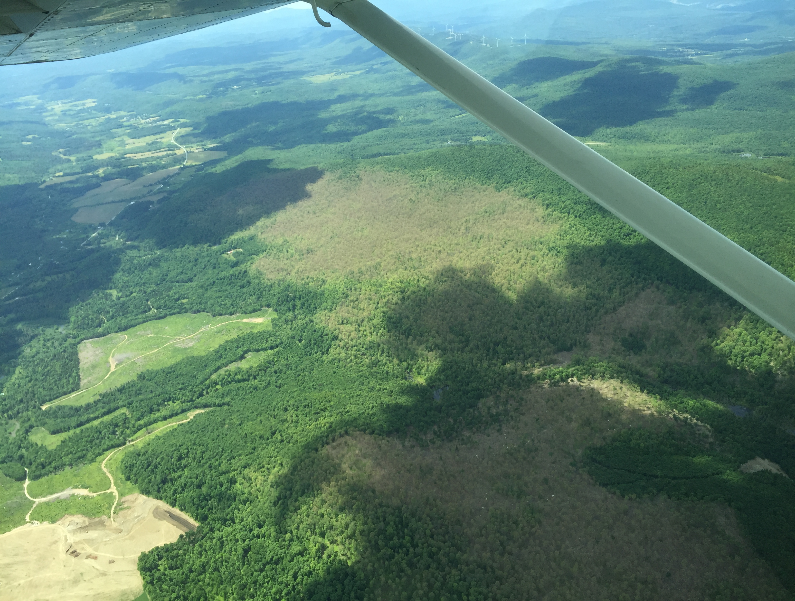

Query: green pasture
[28,408,129,450]
[0,472,33,534]
[78,332,126,388]
[29,491,114,524]
[28,426,68,450]
[210,350,272,379]
[26,456,110,498]
[46,308,274,408]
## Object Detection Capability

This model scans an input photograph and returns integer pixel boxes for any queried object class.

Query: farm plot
[45,309,274,409]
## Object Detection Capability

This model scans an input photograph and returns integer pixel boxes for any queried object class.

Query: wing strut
[314,0,795,340]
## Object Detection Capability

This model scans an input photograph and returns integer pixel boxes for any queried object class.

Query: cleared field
[39,175,82,188]
[102,446,140,500]
[186,150,227,165]
[71,168,178,209]
[29,410,130,451]
[26,457,110,499]
[28,427,67,450]
[71,179,130,206]
[210,350,272,379]
[29,492,114,523]
[303,70,364,83]
[24,409,206,529]
[71,202,131,224]
[45,309,274,408]
[79,335,128,389]
[0,494,196,601]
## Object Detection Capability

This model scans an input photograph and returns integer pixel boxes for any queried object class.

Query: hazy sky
[0,0,566,86]
[0,0,788,91]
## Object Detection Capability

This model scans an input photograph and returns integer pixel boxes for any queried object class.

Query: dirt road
[22,409,206,524]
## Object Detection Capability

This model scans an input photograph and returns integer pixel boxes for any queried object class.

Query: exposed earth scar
[171,128,188,166]
[22,409,206,523]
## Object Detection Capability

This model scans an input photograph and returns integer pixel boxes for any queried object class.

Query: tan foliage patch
[585,286,718,365]
[323,383,786,600]
[252,168,559,289]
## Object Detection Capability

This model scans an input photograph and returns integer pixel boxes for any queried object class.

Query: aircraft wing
[0,0,294,66]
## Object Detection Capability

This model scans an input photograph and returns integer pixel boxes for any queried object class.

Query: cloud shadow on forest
[115,159,323,248]
[202,98,394,151]
[680,80,736,109]
[539,59,679,136]
[493,56,601,88]
[0,181,121,364]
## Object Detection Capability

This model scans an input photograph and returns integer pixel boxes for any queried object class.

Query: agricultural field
[45,308,274,408]
[28,409,129,450]
[0,0,794,599]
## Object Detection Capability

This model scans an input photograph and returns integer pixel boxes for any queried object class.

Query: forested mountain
[1,1,794,599]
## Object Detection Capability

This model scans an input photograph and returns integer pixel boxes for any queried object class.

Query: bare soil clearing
[740,457,789,478]
[0,494,196,601]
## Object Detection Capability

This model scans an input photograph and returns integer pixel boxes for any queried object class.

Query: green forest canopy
[0,31,794,600]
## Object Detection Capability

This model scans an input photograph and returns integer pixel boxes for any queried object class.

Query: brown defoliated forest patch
[251,168,560,288]
[250,168,577,365]
[584,286,726,367]
[321,383,786,600]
